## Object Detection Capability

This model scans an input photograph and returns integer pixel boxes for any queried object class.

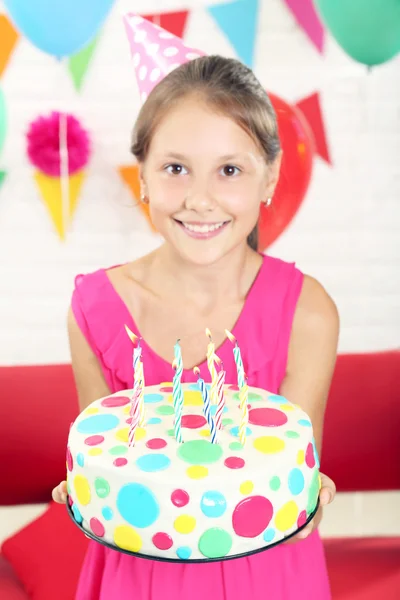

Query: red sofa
[1,352,399,599]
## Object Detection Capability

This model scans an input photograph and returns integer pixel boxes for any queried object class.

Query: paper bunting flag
[118,165,156,232]
[208,0,260,67]
[34,170,85,240]
[296,93,331,164]
[142,10,189,39]
[68,35,99,91]
[0,170,6,189]
[0,14,19,77]
[283,0,324,53]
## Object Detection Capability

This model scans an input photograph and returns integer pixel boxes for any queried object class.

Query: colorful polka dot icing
[67,385,320,561]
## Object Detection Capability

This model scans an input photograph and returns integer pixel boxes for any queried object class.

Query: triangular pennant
[34,170,85,240]
[208,0,260,67]
[283,0,324,53]
[68,35,99,91]
[118,164,156,232]
[142,10,189,38]
[0,15,19,77]
[296,93,331,164]
[0,170,6,189]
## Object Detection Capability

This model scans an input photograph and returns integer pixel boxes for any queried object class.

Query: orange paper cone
[118,164,156,232]
[34,170,85,240]
[0,15,19,77]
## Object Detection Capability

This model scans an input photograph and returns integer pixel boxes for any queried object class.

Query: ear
[265,150,282,198]
[139,163,147,195]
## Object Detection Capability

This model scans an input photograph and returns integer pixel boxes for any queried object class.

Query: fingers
[52,481,68,504]
[319,476,336,507]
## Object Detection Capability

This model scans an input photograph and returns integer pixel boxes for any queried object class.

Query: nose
[184,181,216,212]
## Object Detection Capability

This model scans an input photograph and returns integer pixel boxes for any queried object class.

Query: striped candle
[194,367,217,444]
[238,375,249,446]
[172,340,184,443]
[138,359,145,426]
[128,382,141,447]
[214,362,226,430]
[125,325,145,427]
[225,329,245,388]
[205,328,218,404]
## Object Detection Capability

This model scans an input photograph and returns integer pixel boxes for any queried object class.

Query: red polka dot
[84,435,104,446]
[297,510,307,528]
[146,438,167,450]
[224,456,245,469]
[66,447,73,471]
[229,385,239,391]
[68,496,73,507]
[101,395,130,407]
[232,496,273,537]
[171,489,190,507]
[181,414,207,429]
[90,517,105,537]
[159,386,173,393]
[248,408,288,427]
[306,443,316,468]
[114,458,128,467]
[126,418,132,424]
[152,532,173,550]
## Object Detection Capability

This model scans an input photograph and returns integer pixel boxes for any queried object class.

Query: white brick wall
[1,0,399,365]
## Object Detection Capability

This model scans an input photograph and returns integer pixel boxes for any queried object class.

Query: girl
[53,55,338,599]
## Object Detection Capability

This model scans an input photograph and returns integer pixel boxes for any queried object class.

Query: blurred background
[0,0,399,598]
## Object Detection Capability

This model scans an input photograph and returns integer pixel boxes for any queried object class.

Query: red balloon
[258,93,315,251]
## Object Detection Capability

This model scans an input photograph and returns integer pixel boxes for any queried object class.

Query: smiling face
[140,95,279,266]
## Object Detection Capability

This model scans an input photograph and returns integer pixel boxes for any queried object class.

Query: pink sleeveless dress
[71,254,331,600]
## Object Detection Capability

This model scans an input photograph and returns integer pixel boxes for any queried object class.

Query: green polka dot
[285,431,300,439]
[156,405,174,416]
[167,428,175,437]
[67,480,71,495]
[109,445,128,456]
[229,442,243,451]
[177,440,223,465]
[222,418,234,426]
[307,470,320,515]
[94,477,110,499]
[199,528,232,558]
[270,476,281,491]
[233,391,263,402]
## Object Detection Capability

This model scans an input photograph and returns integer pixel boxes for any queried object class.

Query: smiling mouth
[174,219,230,239]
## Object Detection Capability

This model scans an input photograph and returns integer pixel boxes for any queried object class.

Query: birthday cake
[66,382,321,561]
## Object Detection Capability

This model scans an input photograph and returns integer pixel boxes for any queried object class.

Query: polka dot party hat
[123,13,206,103]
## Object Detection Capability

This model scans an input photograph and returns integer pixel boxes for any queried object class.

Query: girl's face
[141,95,280,265]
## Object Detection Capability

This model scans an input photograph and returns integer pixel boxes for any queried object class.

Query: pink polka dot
[66,447,73,471]
[146,438,167,450]
[237,404,252,411]
[152,532,173,550]
[229,385,239,391]
[224,456,245,469]
[171,489,190,507]
[84,435,104,446]
[182,414,207,429]
[297,510,307,528]
[126,418,132,424]
[232,496,273,537]
[248,408,288,427]
[159,386,173,393]
[90,517,105,538]
[101,395,130,407]
[306,443,316,468]
[68,496,73,507]
[114,458,128,467]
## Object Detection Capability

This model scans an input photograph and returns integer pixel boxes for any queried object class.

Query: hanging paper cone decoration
[118,164,156,232]
[283,0,325,53]
[68,35,99,91]
[295,93,331,164]
[123,13,205,103]
[0,14,19,77]
[142,11,189,39]
[34,171,85,240]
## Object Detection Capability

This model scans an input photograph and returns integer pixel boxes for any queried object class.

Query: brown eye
[166,164,187,175]
[222,165,240,177]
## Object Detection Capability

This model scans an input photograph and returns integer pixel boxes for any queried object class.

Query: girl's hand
[52,480,68,504]
[286,472,336,543]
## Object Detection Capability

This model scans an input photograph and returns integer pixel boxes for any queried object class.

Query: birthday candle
[205,328,218,404]
[225,329,245,388]
[214,360,226,430]
[194,367,217,444]
[238,375,249,446]
[125,325,145,426]
[172,340,184,443]
[128,382,140,447]
[138,359,145,426]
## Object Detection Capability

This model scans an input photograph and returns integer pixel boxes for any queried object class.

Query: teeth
[181,222,225,233]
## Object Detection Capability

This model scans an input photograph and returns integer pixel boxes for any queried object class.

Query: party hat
[123,13,205,103]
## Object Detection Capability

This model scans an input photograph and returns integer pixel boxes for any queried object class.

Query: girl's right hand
[52,480,68,504]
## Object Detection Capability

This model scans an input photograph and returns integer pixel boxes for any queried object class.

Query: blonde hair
[131,55,281,250]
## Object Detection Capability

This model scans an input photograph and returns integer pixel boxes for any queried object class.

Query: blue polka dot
[210,405,228,416]
[177,546,192,559]
[189,383,210,391]
[77,414,119,434]
[147,417,162,425]
[312,438,320,468]
[117,483,159,528]
[288,468,305,495]
[77,453,84,467]
[268,394,288,404]
[230,425,252,438]
[144,393,164,404]
[136,453,171,473]
[263,528,275,542]
[72,504,83,524]
[298,419,312,427]
[201,491,227,518]
[102,506,113,521]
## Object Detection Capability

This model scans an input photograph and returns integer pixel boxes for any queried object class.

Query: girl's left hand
[286,472,336,543]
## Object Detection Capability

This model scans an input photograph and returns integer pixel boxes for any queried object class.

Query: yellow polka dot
[114,525,142,552]
[174,515,196,534]
[169,391,203,406]
[199,429,211,437]
[116,427,145,443]
[186,465,208,479]
[73,475,91,505]
[239,481,254,495]
[84,407,99,415]
[275,501,298,532]
[318,474,322,490]
[280,404,295,411]
[88,448,103,456]
[123,405,131,415]
[297,450,305,465]
[160,381,173,387]
[253,436,285,454]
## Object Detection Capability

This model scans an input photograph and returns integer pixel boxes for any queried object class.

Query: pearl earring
[265,197,272,207]
[140,193,149,204]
